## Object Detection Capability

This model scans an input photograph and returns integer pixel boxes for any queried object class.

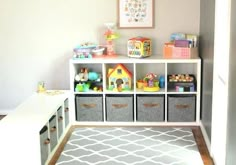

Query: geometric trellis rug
[56,127,204,165]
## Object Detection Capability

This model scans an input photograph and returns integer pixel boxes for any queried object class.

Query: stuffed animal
[75,68,101,82]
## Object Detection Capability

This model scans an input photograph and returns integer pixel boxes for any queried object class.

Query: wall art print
[118,0,154,28]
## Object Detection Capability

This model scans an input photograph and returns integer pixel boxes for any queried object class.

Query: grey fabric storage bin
[106,94,133,121]
[49,114,58,152]
[168,95,196,122]
[76,94,103,121]
[64,98,69,127]
[137,95,164,122]
[39,125,49,165]
[57,106,63,139]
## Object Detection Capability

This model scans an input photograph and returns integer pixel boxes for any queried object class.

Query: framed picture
[118,0,154,29]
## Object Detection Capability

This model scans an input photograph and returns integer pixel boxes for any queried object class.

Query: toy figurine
[159,75,165,88]
[75,68,88,82]
[144,73,157,86]
[37,81,46,93]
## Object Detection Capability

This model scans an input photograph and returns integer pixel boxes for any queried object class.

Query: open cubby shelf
[69,55,201,125]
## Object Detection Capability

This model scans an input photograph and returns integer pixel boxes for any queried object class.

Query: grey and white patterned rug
[56,127,203,165]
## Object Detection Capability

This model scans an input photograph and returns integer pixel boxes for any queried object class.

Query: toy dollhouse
[107,64,132,92]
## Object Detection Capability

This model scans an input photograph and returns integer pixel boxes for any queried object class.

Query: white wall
[0,0,200,112]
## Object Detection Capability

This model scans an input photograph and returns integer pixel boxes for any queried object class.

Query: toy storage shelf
[0,91,70,165]
[69,55,201,125]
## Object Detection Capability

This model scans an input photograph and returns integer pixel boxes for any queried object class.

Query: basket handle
[65,107,69,112]
[50,126,57,132]
[44,138,50,145]
[143,103,160,108]
[81,103,96,109]
[58,116,63,122]
[112,104,128,109]
[175,104,190,109]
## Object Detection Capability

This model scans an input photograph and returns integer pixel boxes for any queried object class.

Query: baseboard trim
[199,121,211,154]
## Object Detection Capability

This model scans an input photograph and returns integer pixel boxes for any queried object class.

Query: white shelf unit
[69,55,201,125]
[0,91,70,165]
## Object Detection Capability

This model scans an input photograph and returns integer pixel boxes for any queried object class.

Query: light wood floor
[49,125,214,165]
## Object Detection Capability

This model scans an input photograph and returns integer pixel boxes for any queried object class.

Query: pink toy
[104,23,119,56]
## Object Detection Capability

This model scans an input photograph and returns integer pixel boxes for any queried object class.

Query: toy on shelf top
[127,36,152,58]
[104,23,119,56]
[73,42,96,59]
[163,33,199,59]
[169,33,198,48]
[37,81,46,93]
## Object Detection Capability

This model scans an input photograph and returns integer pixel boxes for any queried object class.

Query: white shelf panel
[167,91,198,95]
[70,55,201,64]
[73,121,199,126]
[136,88,165,94]
[104,90,134,94]
[74,91,103,95]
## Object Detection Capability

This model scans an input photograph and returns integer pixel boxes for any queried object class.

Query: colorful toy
[137,73,160,92]
[75,68,101,82]
[73,42,96,59]
[128,36,152,58]
[104,23,119,56]
[107,64,132,92]
[74,68,102,92]
[37,81,46,93]
[159,75,165,88]
[75,83,90,92]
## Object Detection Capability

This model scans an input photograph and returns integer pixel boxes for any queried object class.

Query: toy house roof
[107,64,132,78]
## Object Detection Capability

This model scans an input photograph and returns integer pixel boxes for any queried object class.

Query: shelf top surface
[0,90,70,129]
[70,55,201,64]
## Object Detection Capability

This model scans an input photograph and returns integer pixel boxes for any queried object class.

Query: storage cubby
[64,98,69,128]
[167,95,196,122]
[39,125,50,165]
[106,94,134,122]
[136,94,164,122]
[70,55,201,124]
[105,63,134,92]
[75,94,103,121]
[136,63,165,93]
[167,63,198,92]
[38,95,70,164]
[57,106,63,139]
[73,63,103,93]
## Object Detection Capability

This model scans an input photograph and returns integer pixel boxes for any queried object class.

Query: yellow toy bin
[127,37,152,58]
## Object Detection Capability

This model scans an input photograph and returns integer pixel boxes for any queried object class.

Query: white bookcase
[0,91,70,165]
[69,55,201,125]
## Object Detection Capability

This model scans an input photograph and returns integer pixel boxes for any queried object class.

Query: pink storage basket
[172,47,198,59]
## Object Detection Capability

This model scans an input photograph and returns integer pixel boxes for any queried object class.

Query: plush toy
[75,68,88,81]
[75,68,101,82]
